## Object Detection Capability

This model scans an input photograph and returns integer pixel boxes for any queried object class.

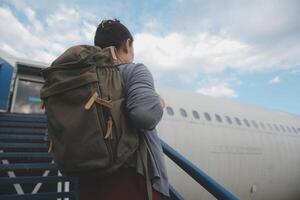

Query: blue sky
[0,0,300,115]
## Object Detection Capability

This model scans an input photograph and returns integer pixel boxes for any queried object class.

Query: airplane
[157,87,300,200]
[1,49,300,200]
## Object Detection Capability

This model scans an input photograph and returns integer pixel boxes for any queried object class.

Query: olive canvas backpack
[40,45,140,177]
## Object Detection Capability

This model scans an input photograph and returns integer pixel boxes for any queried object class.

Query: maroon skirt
[78,168,168,200]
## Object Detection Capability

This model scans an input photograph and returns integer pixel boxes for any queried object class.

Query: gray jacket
[118,63,170,197]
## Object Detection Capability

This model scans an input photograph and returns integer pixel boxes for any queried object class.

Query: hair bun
[95,19,133,49]
[100,19,121,29]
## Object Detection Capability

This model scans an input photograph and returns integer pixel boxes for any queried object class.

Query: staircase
[0,112,239,200]
[0,112,75,199]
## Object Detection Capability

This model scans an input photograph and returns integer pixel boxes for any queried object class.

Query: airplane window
[252,120,258,128]
[286,126,292,133]
[215,114,222,123]
[280,125,286,132]
[273,124,280,131]
[243,119,250,127]
[292,127,298,134]
[260,122,266,129]
[192,110,200,119]
[225,116,232,124]
[180,108,187,118]
[204,112,211,121]
[235,117,242,126]
[267,123,273,130]
[166,106,174,116]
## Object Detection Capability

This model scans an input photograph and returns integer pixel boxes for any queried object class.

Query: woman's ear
[117,38,134,63]
[123,39,131,54]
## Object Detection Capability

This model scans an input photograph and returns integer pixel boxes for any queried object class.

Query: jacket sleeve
[124,63,163,130]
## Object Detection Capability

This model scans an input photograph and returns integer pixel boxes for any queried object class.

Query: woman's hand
[158,94,165,108]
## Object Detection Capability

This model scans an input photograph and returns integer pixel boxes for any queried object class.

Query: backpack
[40,45,139,177]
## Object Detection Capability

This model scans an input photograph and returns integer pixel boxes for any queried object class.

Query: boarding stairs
[0,112,239,200]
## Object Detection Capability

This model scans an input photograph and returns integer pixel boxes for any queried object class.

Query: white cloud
[134,32,250,73]
[0,43,26,58]
[24,7,43,32]
[168,0,300,46]
[222,0,299,41]
[0,5,96,63]
[134,31,300,75]
[269,76,281,84]
[132,0,300,75]
[196,83,238,98]
[0,6,48,58]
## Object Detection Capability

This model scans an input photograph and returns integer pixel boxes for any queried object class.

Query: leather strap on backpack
[84,91,112,110]
[140,137,153,200]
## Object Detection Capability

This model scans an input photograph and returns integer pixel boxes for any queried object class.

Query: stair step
[0,112,46,118]
[0,112,78,200]
[0,128,47,135]
[0,152,52,159]
[0,121,47,128]
[0,134,48,142]
[0,176,73,185]
[0,192,74,200]
[0,116,47,123]
[0,142,48,150]
[0,163,57,171]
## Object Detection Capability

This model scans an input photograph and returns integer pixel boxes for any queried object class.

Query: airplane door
[10,63,46,114]
[11,75,44,114]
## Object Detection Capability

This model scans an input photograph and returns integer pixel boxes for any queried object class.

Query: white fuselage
[156,87,300,200]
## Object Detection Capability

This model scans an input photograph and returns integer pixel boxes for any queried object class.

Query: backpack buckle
[85,92,113,110]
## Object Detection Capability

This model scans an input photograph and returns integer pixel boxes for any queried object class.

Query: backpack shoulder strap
[139,137,153,200]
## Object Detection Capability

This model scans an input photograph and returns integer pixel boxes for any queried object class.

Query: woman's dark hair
[94,19,133,50]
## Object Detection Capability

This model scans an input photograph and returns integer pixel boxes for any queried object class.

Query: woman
[78,19,169,200]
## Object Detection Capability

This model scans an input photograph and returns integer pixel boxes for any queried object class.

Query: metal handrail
[169,184,184,200]
[160,139,240,200]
